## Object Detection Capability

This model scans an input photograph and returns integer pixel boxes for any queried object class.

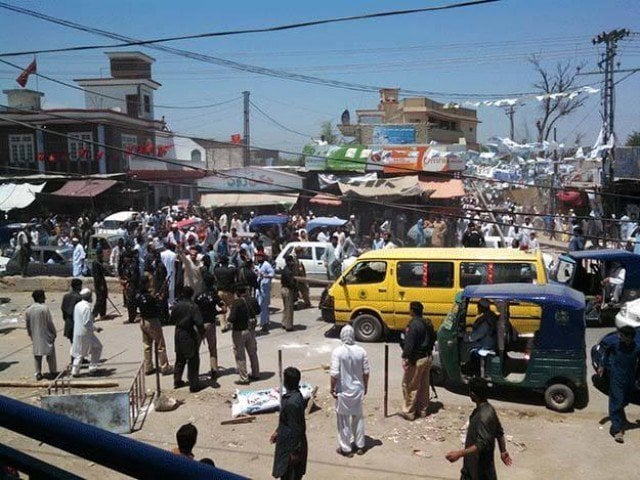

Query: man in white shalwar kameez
[71,288,103,376]
[330,324,370,457]
[72,237,86,277]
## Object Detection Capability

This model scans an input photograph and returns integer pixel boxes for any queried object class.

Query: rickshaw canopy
[559,249,640,288]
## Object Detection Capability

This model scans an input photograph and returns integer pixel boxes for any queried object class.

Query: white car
[95,211,140,236]
[275,241,329,277]
[615,298,640,329]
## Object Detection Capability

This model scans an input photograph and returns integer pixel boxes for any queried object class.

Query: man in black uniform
[400,301,436,421]
[121,249,141,324]
[61,278,82,362]
[92,248,108,321]
[280,256,298,331]
[194,276,226,383]
[135,275,172,375]
[237,258,259,297]
[228,287,261,385]
[214,256,236,332]
[446,378,512,479]
[171,286,205,392]
[271,366,308,480]
[462,223,486,248]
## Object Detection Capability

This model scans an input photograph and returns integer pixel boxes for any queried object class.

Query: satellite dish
[341,109,350,125]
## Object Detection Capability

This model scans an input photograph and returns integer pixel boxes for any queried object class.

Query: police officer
[194,276,226,383]
[172,286,205,392]
[135,275,172,376]
[121,249,141,324]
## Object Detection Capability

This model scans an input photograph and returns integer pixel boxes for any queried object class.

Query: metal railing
[47,367,71,395]
[129,361,147,429]
[0,395,247,479]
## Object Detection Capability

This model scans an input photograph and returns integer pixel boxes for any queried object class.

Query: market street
[1,289,639,479]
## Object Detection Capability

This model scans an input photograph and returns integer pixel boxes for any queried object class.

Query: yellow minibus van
[323,248,547,341]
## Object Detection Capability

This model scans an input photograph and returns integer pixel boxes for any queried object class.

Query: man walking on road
[172,286,205,392]
[256,252,275,333]
[214,256,236,332]
[25,289,57,380]
[92,247,108,321]
[195,276,226,383]
[72,237,86,277]
[598,325,640,443]
[228,287,261,385]
[280,255,298,331]
[400,301,435,421]
[71,289,103,376]
[446,378,512,479]
[61,278,82,353]
[330,324,370,457]
[135,276,173,376]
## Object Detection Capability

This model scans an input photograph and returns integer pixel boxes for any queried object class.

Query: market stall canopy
[339,175,421,199]
[49,179,118,198]
[307,216,348,233]
[309,193,342,206]
[200,192,299,209]
[419,179,465,199]
[0,183,45,211]
[249,215,289,230]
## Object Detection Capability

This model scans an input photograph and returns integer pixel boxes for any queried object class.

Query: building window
[190,149,202,162]
[126,94,139,117]
[68,132,93,161]
[143,95,150,113]
[469,127,473,132]
[8,134,35,165]
[121,134,137,150]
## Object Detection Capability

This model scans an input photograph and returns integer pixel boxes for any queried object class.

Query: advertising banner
[372,125,416,144]
[198,167,302,192]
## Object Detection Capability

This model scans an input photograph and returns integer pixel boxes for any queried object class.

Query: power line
[3,103,638,206]
[249,100,313,138]
[0,1,549,99]
[0,58,242,111]
[0,112,636,240]
[0,1,502,57]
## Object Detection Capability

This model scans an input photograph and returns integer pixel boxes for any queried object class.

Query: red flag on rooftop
[16,59,37,88]
[231,134,242,145]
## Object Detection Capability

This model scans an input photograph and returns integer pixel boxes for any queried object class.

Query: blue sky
[0,0,638,154]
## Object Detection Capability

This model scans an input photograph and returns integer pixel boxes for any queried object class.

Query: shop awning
[0,183,45,211]
[310,193,342,206]
[419,179,465,199]
[200,192,299,209]
[50,179,118,198]
[339,175,421,199]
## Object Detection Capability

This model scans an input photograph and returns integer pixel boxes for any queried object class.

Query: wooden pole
[384,344,389,418]
[154,343,161,395]
[278,349,283,394]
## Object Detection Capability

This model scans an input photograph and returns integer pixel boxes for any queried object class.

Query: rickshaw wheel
[544,383,575,412]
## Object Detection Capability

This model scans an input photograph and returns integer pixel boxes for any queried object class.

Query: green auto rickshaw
[433,283,588,412]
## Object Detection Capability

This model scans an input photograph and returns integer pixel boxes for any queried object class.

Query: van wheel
[544,383,575,412]
[353,314,383,342]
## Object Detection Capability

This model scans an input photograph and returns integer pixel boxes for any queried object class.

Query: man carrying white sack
[330,324,370,458]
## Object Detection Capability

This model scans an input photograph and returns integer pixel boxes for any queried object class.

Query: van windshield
[344,261,387,284]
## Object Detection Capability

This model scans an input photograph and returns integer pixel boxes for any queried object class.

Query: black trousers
[93,288,107,318]
[174,351,200,391]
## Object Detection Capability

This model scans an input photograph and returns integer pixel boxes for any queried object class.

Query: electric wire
[249,100,314,138]
[0,1,503,57]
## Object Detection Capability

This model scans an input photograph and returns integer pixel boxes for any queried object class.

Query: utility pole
[502,104,518,141]
[243,91,250,167]
[592,28,629,207]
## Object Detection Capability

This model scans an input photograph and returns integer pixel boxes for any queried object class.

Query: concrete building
[338,88,480,148]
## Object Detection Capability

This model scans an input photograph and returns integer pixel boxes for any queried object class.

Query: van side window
[344,261,387,284]
[397,262,453,288]
[296,247,313,260]
[460,262,537,287]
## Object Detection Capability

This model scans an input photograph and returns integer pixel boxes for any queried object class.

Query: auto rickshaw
[549,249,640,325]
[434,283,588,412]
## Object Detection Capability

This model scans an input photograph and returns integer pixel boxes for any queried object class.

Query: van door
[393,260,455,330]
[313,246,326,276]
[336,260,391,326]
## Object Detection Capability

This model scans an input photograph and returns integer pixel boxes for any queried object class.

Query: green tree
[626,131,640,147]
[320,121,338,144]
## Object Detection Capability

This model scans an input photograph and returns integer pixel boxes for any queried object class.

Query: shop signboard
[372,125,416,144]
[198,167,302,192]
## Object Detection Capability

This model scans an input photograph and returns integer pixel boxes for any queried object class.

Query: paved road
[1,268,639,479]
